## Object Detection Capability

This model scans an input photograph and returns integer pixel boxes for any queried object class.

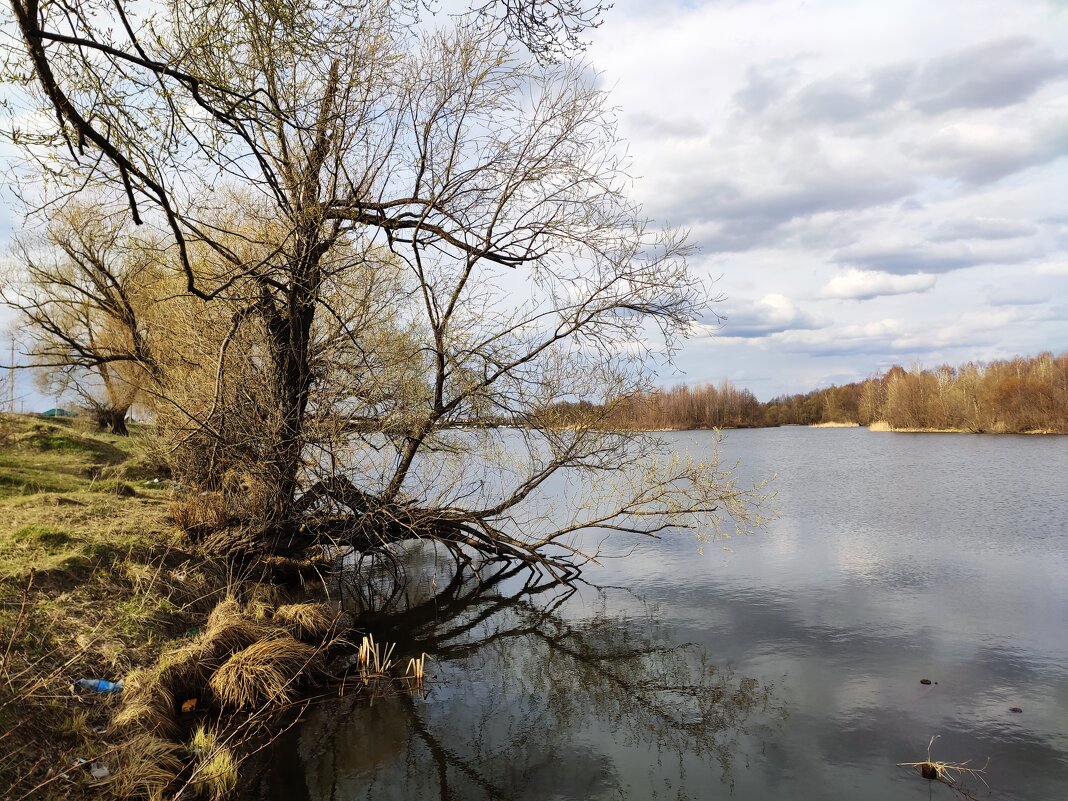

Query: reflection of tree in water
[249,547,776,801]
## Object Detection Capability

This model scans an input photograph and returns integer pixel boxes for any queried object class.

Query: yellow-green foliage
[189,726,238,800]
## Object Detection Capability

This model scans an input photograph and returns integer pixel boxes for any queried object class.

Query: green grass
[0,414,200,799]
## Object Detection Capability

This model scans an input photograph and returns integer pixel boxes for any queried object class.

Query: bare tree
[3,3,767,576]
[1,202,161,433]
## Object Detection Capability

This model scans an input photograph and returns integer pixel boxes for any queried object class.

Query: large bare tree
[3,2,766,577]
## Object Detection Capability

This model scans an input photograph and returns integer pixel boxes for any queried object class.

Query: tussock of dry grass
[112,666,180,738]
[209,636,321,709]
[200,600,275,660]
[167,492,233,532]
[274,602,336,640]
[108,733,184,799]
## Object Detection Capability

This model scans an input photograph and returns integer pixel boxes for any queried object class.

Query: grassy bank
[0,415,420,800]
[0,414,197,797]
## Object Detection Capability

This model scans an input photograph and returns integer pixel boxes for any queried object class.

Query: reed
[356,633,396,681]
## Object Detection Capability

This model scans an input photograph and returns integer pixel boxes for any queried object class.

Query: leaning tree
[3,1,766,577]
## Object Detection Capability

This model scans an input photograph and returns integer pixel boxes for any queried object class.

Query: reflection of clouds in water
[763,518,800,560]
[255,428,1068,801]
[832,529,883,583]
[250,556,775,801]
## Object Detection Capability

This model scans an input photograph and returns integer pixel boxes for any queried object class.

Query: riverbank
[0,414,186,797]
[866,420,1066,434]
[0,415,421,800]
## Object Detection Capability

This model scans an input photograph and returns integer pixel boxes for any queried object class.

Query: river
[252,427,1068,800]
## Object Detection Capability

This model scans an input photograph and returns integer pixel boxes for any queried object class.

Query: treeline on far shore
[550,352,1068,434]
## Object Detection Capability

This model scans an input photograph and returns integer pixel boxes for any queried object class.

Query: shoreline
[603,423,1067,435]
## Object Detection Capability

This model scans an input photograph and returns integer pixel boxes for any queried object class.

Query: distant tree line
[557,352,1068,434]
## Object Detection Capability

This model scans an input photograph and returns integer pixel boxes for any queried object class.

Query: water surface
[255,427,1068,800]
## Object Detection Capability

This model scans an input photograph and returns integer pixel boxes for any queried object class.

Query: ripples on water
[253,427,1068,800]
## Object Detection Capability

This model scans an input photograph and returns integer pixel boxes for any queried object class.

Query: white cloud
[716,294,823,339]
[1035,260,1068,276]
[821,269,937,300]
[584,0,1068,395]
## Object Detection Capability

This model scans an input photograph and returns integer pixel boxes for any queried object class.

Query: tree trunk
[94,406,129,436]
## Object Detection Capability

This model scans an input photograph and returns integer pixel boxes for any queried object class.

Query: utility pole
[8,338,14,414]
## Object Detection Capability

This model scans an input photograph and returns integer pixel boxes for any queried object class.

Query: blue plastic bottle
[74,678,124,693]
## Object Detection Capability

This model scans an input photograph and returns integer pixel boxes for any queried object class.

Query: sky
[1,0,1066,407]
[583,0,1068,399]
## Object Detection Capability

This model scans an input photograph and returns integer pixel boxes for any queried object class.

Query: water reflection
[250,549,776,801]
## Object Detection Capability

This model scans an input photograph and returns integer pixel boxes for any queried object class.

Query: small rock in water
[920,678,933,685]
[1010,706,1023,713]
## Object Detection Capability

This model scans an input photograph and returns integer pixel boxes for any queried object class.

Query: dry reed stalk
[405,652,429,686]
[356,633,396,681]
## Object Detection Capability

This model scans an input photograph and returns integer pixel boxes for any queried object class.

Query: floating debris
[898,736,989,798]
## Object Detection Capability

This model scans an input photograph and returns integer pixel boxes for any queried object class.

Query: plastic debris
[74,678,124,693]
[181,698,197,713]
[90,763,110,779]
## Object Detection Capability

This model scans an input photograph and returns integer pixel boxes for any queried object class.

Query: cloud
[715,294,823,339]
[985,285,1051,306]
[733,64,796,115]
[661,169,914,251]
[834,238,1038,274]
[821,269,937,300]
[932,217,1038,241]
[627,112,705,140]
[774,304,1063,359]
[1035,260,1068,276]
[910,117,1068,184]
[911,37,1068,114]
[791,64,913,125]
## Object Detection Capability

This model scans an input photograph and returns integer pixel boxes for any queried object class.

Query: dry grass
[201,599,275,658]
[898,736,990,798]
[0,417,348,798]
[112,666,181,738]
[167,492,233,532]
[274,602,337,640]
[209,636,321,709]
[107,733,184,800]
[868,420,973,433]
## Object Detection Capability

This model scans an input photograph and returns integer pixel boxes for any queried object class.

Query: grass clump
[108,733,185,800]
[274,602,337,640]
[209,636,321,709]
[189,725,238,800]
[12,524,75,550]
